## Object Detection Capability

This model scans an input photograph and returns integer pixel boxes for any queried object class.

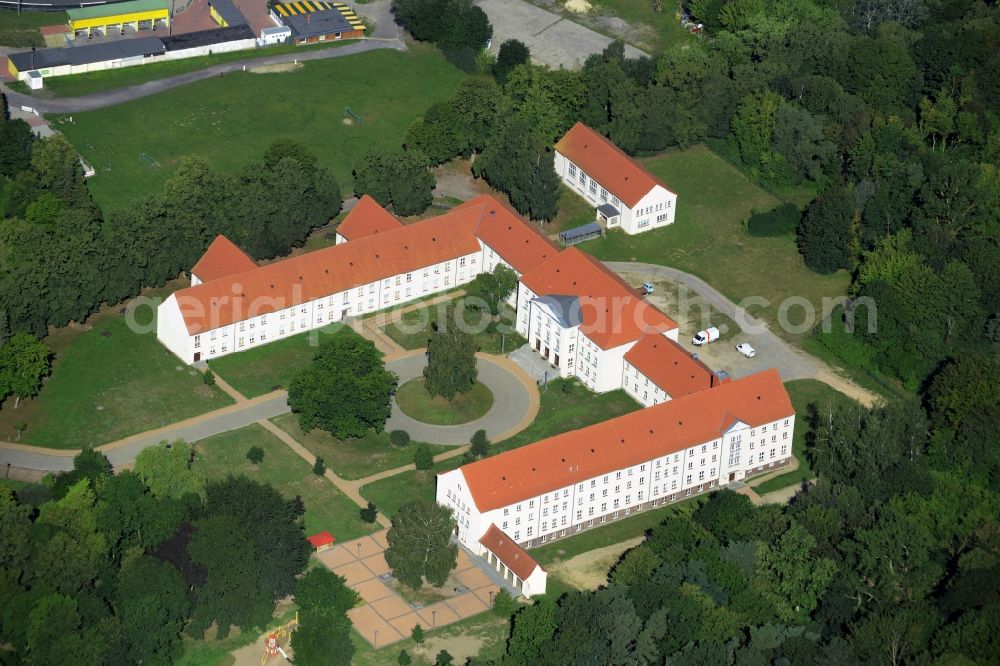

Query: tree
[465,265,518,314]
[115,556,190,666]
[352,148,435,216]
[435,649,454,665]
[475,114,560,221]
[290,608,353,666]
[133,441,202,500]
[385,501,457,588]
[187,477,310,637]
[390,430,411,448]
[360,502,379,523]
[246,446,265,465]
[731,90,790,184]
[411,624,425,643]
[294,568,359,615]
[494,39,530,84]
[797,182,856,273]
[0,107,34,178]
[291,568,358,665]
[491,588,518,616]
[287,334,397,438]
[423,306,478,400]
[470,429,490,458]
[0,333,52,408]
[312,457,326,476]
[414,444,434,470]
[398,648,413,665]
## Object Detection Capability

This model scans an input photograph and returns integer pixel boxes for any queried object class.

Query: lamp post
[356,543,361,559]
[488,590,494,607]
[373,629,378,648]
[431,610,436,627]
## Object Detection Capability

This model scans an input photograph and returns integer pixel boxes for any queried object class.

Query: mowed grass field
[580,145,850,342]
[57,47,466,211]
[0,304,233,448]
[194,423,378,541]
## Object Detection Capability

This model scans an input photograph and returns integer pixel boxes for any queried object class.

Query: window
[194,335,201,348]
[568,163,577,177]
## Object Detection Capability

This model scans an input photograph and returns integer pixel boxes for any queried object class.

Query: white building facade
[554,123,678,235]
[437,370,795,568]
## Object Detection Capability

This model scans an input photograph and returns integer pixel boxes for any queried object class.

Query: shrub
[312,457,326,476]
[470,429,490,458]
[246,446,265,465]
[747,202,800,237]
[413,444,434,470]
[491,588,518,616]
[389,430,411,448]
[202,369,216,385]
[360,502,378,523]
[411,624,424,644]
[398,650,412,665]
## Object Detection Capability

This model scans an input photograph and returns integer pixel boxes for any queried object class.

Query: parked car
[736,342,756,358]
[692,327,720,346]
[641,282,655,295]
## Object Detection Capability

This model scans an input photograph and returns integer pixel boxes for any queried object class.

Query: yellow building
[66,0,170,37]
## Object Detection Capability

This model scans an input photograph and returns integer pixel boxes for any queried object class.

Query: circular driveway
[385,352,537,446]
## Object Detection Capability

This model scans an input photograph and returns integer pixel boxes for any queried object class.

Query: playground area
[319,530,503,648]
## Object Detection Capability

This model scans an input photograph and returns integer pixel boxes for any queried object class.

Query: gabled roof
[336,195,404,241]
[460,369,793,512]
[191,235,257,283]
[554,123,673,208]
[624,330,719,399]
[9,37,164,71]
[456,194,559,275]
[479,523,541,580]
[520,248,677,349]
[67,0,168,20]
[173,208,482,335]
[307,531,335,548]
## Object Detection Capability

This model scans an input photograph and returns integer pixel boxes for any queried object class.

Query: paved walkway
[318,530,501,647]
[0,38,405,114]
[606,261,879,406]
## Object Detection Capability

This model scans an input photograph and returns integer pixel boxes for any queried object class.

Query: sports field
[57,47,466,211]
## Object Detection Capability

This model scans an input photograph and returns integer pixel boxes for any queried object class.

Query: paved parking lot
[319,530,501,647]
[476,0,645,69]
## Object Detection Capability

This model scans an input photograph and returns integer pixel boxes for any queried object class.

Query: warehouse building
[7,36,165,81]
[66,0,170,37]
[269,0,364,44]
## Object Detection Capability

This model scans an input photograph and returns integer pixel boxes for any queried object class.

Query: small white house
[554,122,678,235]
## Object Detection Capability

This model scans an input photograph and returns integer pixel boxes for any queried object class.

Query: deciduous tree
[0,333,52,408]
[423,306,478,399]
[384,501,457,588]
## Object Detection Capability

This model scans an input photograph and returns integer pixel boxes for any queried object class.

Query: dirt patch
[563,0,593,12]
[248,62,304,74]
[597,16,629,34]
[544,537,645,590]
[413,634,486,663]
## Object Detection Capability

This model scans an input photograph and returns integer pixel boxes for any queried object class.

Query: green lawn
[383,299,525,355]
[751,379,857,495]
[0,307,233,448]
[350,613,510,666]
[361,379,640,515]
[530,499,700,567]
[57,46,466,211]
[207,324,356,399]
[395,379,494,426]
[580,145,850,343]
[270,412,448,481]
[527,0,690,54]
[0,10,66,47]
[37,40,354,98]
[194,424,377,541]
[547,183,597,233]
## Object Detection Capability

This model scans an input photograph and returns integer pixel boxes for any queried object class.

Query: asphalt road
[0,38,405,114]
[385,353,534,445]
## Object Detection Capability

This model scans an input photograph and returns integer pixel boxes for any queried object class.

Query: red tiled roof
[554,123,673,208]
[624,331,719,399]
[307,531,335,547]
[173,207,482,335]
[520,248,677,349]
[455,194,559,275]
[460,369,793,512]
[337,195,404,241]
[479,523,540,580]
[191,235,257,283]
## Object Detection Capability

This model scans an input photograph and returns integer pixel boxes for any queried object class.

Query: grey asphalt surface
[0,395,291,473]
[606,261,824,383]
[386,354,533,446]
[0,38,404,114]
[476,0,645,69]
[0,352,531,471]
